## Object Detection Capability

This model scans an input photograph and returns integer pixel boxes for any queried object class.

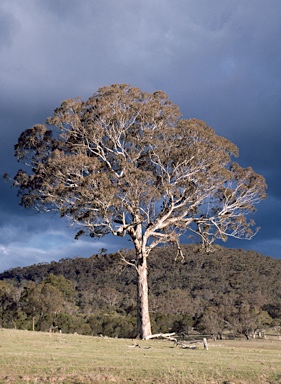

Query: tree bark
[136,254,152,339]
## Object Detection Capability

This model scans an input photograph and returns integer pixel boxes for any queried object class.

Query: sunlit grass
[0,328,280,383]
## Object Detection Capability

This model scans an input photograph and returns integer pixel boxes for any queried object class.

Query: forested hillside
[1,245,281,339]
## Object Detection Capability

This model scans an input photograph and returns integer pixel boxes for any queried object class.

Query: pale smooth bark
[136,255,151,339]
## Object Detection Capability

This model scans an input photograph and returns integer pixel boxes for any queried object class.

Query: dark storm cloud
[0,5,19,51]
[0,0,280,271]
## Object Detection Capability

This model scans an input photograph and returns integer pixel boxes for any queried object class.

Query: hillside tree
[12,84,266,339]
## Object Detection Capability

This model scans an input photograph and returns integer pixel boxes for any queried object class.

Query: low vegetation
[0,328,280,383]
[1,245,281,340]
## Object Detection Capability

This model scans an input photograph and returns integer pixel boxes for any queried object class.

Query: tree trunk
[136,254,152,339]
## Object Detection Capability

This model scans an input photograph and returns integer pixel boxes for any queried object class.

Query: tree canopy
[12,84,267,338]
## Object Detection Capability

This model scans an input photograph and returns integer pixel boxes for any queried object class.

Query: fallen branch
[181,344,197,349]
[145,333,209,351]
[127,343,152,350]
[144,332,176,341]
[127,343,141,348]
[173,339,202,348]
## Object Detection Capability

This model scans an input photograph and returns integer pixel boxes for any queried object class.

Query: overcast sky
[0,0,280,272]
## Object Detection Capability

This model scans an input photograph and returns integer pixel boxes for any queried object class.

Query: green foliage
[0,281,19,328]
[0,245,280,338]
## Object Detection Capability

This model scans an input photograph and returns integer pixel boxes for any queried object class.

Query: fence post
[203,338,208,350]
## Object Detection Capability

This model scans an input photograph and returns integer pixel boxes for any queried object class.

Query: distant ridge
[1,245,280,337]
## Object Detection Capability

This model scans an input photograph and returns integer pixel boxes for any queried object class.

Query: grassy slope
[0,329,281,383]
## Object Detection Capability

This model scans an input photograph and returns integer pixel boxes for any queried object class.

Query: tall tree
[0,281,18,328]
[12,84,266,338]
[19,275,77,331]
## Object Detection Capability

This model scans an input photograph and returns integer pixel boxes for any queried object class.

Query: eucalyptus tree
[12,84,266,339]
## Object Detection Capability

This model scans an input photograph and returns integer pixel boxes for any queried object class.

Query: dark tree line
[0,245,280,339]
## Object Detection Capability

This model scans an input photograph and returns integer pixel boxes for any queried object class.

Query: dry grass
[0,329,281,383]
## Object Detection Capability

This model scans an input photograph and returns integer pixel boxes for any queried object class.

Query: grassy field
[0,328,281,383]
